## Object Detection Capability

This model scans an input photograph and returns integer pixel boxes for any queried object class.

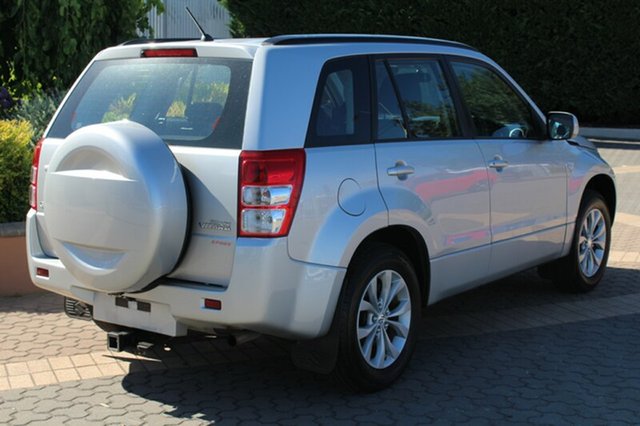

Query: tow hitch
[106,331,158,354]
[107,331,133,352]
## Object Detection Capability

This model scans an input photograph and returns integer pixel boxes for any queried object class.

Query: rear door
[449,59,568,275]
[43,52,252,288]
[373,56,492,300]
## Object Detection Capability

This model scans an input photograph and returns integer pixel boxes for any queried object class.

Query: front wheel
[547,190,612,292]
[332,243,421,392]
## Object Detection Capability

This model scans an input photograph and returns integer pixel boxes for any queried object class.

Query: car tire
[332,243,421,392]
[543,190,611,293]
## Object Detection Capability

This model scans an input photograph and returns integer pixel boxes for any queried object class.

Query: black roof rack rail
[262,34,478,51]
[120,38,201,46]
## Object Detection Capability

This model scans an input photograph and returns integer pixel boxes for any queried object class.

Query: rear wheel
[543,190,611,292]
[332,243,420,392]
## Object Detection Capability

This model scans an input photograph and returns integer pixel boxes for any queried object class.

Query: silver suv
[27,34,616,391]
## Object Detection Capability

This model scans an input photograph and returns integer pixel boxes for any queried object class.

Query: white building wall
[146,0,231,39]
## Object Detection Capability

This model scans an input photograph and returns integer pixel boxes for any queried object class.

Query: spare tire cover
[44,121,188,293]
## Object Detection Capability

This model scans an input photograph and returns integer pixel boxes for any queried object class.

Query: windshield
[48,57,252,148]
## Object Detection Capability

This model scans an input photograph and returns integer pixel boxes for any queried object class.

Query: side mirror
[547,111,579,140]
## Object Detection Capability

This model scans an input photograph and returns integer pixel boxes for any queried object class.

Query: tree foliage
[0,0,163,96]
[221,0,640,125]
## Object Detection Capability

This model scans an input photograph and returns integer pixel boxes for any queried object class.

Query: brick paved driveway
[1,141,639,424]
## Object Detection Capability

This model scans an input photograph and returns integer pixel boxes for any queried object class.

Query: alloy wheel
[356,269,412,369]
[578,208,607,278]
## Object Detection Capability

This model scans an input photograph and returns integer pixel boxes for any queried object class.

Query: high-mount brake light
[238,150,305,237]
[29,138,43,211]
[141,48,198,58]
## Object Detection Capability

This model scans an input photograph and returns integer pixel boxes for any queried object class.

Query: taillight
[141,48,197,58]
[238,149,305,237]
[29,138,43,211]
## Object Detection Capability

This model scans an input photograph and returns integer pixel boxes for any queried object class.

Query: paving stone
[6,412,52,426]
[26,359,51,374]
[0,141,638,424]
[97,363,125,377]
[140,414,186,424]
[0,376,10,391]
[48,356,74,370]
[70,354,96,368]
[77,365,103,380]
[53,368,79,383]
[8,374,34,389]
[6,362,30,376]
[31,371,57,386]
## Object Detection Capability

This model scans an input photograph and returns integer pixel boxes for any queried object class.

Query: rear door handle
[489,155,509,170]
[387,161,415,180]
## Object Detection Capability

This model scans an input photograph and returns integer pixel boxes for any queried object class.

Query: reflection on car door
[373,57,492,302]
[451,60,568,277]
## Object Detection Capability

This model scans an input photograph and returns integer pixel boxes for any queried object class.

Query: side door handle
[387,161,415,180]
[489,155,509,170]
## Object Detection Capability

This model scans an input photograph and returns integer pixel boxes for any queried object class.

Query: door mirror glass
[547,112,579,140]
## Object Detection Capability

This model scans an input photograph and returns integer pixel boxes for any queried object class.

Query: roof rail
[120,38,201,46]
[262,34,478,51]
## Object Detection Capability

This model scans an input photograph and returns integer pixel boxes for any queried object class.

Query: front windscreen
[48,57,252,149]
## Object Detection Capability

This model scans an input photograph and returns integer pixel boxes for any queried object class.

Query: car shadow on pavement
[120,310,640,424]
[117,265,640,423]
[426,264,640,316]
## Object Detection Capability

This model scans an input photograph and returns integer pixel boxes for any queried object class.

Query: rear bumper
[26,210,346,339]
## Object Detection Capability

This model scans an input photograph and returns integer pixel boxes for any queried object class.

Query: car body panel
[26,35,616,342]
[28,212,345,339]
[242,43,487,151]
[166,146,240,286]
[475,138,569,274]
[374,139,492,297]
[287,145,388,267]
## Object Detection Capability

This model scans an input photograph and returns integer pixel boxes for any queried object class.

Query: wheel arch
[350,225,430,307]
[584,174,616,222]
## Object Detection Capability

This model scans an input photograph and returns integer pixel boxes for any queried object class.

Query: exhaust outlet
[227,331,260,346]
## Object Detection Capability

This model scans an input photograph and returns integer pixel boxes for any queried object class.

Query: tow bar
[107,331,132,352]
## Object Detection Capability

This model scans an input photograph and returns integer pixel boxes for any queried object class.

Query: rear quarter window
[305,56,371,148]
[48,57,252,149]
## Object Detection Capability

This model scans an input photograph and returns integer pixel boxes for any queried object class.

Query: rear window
[48,57,252,148]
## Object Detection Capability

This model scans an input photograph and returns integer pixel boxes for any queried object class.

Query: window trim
[445,56,547,141]
[383,60,412,138]
[304,55,372,148]
[369,54,470,143]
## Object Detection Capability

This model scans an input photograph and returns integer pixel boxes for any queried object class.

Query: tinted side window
[306,56,370,147]
[317,69,355,137]
[451,61,541,139]
[375,61,405,139]
[377,59,459,140]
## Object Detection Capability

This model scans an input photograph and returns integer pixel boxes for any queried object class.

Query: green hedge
[1,1,163,98]
[0,120,33,223]
[11,90,66,146]
[222,0,640,126]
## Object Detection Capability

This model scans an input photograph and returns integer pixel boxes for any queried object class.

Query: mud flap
[290,318,340,374]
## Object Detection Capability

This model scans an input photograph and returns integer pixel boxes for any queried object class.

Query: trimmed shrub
[0,120,33,223]
[222,0,640,126]
[11,90,66,146]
